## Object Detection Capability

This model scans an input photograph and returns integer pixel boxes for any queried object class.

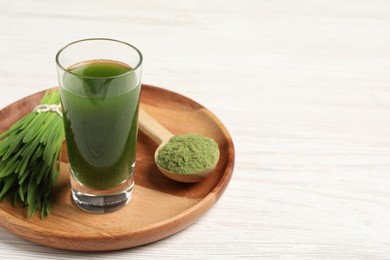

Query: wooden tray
[0,84,235,251]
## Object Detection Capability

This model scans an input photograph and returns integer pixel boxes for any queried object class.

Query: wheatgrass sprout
[0,90,65,219]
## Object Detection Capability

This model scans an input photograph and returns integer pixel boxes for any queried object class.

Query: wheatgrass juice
[60,60,140,190]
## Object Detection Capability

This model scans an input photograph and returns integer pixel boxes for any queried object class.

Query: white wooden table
[1,0,390,258]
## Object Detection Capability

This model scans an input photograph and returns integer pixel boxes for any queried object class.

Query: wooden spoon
[138,107,219,183]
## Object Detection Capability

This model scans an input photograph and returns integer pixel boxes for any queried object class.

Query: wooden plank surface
[0,0,390,258]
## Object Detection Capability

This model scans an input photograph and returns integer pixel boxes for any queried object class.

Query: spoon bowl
[154,145,219,183]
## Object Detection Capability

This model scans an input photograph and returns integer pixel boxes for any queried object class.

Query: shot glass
[55,38,142,213]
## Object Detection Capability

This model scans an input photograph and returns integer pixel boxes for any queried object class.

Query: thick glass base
[70,174,134,213]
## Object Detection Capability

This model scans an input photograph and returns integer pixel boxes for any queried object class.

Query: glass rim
[55,38,143,79]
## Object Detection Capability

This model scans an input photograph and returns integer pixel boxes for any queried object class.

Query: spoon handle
[138,106,174,145]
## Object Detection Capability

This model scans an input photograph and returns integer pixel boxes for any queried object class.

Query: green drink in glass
[56,39,142,213]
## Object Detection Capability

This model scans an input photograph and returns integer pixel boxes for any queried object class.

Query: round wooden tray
[0,84,234,251]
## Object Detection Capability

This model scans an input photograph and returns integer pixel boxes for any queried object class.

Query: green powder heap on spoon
[156,134,219,175]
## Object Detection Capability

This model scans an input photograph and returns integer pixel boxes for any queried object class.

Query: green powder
[156,134,219,174]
